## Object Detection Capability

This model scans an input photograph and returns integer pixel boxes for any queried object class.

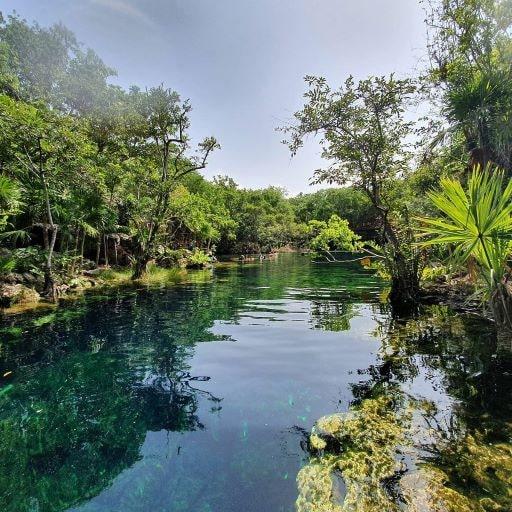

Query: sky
[3,0,427,195]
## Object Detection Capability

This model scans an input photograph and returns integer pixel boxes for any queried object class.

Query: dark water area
[0,254,510,511]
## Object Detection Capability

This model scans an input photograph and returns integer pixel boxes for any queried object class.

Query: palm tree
[417,164,512,331]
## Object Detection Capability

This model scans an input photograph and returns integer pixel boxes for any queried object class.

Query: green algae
[297,393,512,512]
[297,305,512,512]
[297,393,410,512]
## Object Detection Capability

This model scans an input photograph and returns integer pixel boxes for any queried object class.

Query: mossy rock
[296,459,343,512]
[297,394,409,512]
[0,284,40,308]
[401,467,475,512]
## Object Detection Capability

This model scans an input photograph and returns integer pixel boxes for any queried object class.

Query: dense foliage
[2,1,512,329]
[0,12,375,296]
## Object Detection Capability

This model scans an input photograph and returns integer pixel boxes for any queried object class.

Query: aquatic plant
[296,393,409,512]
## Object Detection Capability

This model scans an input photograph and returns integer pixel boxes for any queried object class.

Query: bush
[186,249,210,268]
[155,248,190,268]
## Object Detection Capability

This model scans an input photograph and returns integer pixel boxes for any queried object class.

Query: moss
[310,434,327,451]
[297,394,409,512]
[401,466,475,512]
[296,459,343,512]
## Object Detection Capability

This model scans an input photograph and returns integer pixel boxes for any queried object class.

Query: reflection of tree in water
[390,308,512,510]
[309,300,356,331]
[354,307,512,509]
[298,305,512,511]
[0,287,226,512]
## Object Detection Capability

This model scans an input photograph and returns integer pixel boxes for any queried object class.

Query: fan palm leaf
[417,164,512,285]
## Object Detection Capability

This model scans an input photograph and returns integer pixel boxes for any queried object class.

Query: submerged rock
[298,393,512,512]
[401,467,475,512]
[297,394,408,512]
[296,460,343,512]
[0,284,40,308]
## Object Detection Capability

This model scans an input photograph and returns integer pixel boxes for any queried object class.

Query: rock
[69,277,93,289]
[22,272,36,284]
[83,268,102,276]
[0,273,18,284]
[315,413,345,438]
[0,284,40,308]
[81,259,96,270]
[401,468,475,512]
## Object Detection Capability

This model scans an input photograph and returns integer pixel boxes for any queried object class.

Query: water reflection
[0,256,509,511]
[300,302,512,510]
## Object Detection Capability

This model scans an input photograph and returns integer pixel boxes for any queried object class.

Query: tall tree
[123,86,219,278]
[425,0,512,171]
[281,74,421,308]
[0,94,93,296]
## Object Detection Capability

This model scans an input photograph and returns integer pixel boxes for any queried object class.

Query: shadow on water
[0,254,510,511]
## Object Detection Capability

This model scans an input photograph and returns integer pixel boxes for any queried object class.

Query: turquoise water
[0,254,510,511]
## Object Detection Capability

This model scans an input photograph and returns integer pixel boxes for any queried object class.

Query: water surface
[0,255,510,511]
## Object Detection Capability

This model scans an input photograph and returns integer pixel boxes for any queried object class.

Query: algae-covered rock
[315,414,346,439]
[0,284,40,308]
[296,459,343,512]
[401,467,475,512]
[297,394,409,512]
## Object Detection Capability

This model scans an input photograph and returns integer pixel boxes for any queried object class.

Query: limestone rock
[0,283,40,308]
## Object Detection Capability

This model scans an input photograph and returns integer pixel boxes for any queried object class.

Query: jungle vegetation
[1,1,512,332]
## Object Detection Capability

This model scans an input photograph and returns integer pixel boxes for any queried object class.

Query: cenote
[0,254,511,512]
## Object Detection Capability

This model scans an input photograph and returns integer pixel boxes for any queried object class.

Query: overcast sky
[3,0,427,195]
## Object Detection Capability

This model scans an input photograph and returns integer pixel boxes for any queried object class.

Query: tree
[0,175,20,232]
[0,94,94,296]
[122,86,219,278]
[290,187,376,236]
[308,215,362,261]
[281,74,421,309]
[425,0,512,171]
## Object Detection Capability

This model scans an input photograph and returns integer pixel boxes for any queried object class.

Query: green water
[0,254,510,511]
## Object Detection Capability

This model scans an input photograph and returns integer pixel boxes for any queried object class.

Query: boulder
[0,284,40,308]
[83,268,102,276]
[22,272,37,284]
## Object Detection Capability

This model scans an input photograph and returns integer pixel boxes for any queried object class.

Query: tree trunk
[381,214,420,313]
[71,228,80,274]
[44,225,58,300]
[42,226,49,251]
[80,231,86,260]
[132,253,149,280]
[388,252,420,314]
[96,236,101,267]
[103,234,109,267]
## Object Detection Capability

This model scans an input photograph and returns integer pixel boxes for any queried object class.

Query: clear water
[0,254,510,511]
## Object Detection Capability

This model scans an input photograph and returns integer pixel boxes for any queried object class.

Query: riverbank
[0,265,213,315]
[0,252,291,314]
[420,279,490,319]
